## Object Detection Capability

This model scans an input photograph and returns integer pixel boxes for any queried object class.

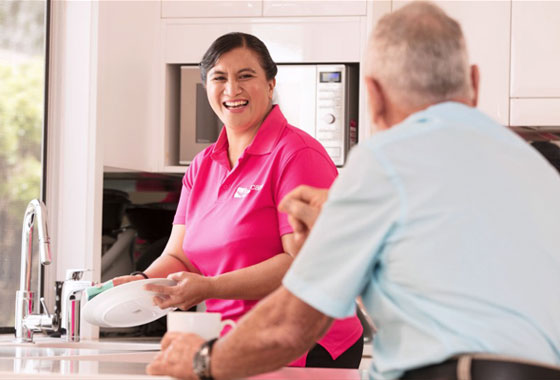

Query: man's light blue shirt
[283,102,560,379]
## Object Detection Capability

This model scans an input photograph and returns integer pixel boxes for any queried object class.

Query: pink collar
[210,105,287,161]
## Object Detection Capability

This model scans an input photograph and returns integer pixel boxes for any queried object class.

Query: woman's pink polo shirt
[173,105,363,365]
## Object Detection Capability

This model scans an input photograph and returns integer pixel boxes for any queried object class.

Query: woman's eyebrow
[238,68,257,74]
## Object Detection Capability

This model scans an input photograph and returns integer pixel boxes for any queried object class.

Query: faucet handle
[40,297,51,318]
[39,296,60,333]
[65,269,91,281]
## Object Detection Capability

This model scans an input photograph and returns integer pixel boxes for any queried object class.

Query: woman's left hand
[145,272,213,310]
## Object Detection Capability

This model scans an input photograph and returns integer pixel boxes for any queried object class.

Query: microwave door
[180,66,222,165]
[274,65,317,138]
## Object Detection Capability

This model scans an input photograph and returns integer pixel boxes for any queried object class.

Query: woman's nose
[224,79,241,96]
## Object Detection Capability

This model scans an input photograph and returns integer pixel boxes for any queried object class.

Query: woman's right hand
[145,271,213,311]
[112,274,146,286]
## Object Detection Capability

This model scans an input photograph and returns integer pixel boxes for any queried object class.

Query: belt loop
[457,355,473,380]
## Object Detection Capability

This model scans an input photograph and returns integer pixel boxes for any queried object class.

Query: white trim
[45,0,102,340]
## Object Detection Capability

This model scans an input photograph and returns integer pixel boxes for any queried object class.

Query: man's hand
[146,332,205,379]
[145,271,213,310]
[278,185,329,255]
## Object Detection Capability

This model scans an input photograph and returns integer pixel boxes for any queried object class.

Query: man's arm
[146,286,333,380]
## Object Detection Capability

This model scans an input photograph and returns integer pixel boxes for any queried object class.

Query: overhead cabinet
[163,18,365,64]
[510,1,560,126]
[160,0,367,18]
[161,1,262,18]
[510,2,560,98]
[262,1,367,17]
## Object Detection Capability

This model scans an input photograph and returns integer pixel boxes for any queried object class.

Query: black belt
[400,355,560,380]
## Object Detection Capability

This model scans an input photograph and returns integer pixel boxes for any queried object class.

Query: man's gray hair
[365,2,471,108]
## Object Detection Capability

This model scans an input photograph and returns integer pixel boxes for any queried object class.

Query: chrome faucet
[61,269,92,342]
[14,199,57,342]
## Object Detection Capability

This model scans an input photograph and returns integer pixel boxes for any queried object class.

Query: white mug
[167,311,236,340]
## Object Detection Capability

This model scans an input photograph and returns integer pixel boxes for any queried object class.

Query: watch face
[193,343,212,379]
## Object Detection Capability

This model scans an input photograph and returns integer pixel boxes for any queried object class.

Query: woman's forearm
[144,253,190,279]
[208,253,293,300]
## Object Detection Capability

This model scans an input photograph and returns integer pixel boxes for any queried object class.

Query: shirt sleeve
[282,145,405,318]
[275,147,338,235]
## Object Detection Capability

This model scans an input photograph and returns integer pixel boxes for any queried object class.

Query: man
[147,2,560,379]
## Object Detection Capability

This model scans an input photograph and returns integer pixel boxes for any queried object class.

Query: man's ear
[470,64,480,107]
[365,76,387,130]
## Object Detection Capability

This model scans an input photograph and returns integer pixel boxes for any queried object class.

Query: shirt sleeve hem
[278,222,293,236]
[282,269,356,319]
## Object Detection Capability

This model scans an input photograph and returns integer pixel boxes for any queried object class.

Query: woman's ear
[268,78,276,99]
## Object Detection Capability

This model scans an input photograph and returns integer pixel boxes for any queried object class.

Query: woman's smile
[223,99,249,112]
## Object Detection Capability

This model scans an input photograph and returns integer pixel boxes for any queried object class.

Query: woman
[114,32,363,368]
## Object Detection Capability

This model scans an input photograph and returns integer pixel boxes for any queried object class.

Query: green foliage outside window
[0,61,43,220]
[0,0,46,327]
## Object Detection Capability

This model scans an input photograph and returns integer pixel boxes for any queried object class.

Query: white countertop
[0,335,366,379]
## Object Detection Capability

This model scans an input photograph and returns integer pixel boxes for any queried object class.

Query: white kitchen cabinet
[98,1,161,172]
[161,0,262,18]
[511,2,560,98]
[160,0,367,18]
[510,2,560,126]
[263,0,366,17]
[163,17,365,64]
[510,99,560,128]
[392,1,511,126]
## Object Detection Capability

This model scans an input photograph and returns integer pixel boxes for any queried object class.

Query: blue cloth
[283,102,560,379]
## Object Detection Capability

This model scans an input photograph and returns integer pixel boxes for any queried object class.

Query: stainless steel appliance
[179,64,359,166]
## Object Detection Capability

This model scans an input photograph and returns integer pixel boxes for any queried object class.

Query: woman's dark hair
[200,32,278,82]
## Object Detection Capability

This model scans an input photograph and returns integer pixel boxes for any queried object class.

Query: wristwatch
[193,338,218,380]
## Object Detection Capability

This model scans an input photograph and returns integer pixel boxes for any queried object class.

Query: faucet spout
[19,199,52,293]
[15,199,55,343]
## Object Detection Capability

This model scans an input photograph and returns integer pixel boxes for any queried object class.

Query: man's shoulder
[363,102,503,150]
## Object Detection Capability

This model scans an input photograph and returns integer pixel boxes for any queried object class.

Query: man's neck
[386,98,474,129]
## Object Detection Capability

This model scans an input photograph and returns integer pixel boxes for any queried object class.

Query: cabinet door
[263,0,366,17]
[161,0,262,18]
[392,1,510,125]
[511,2,560,98]
[98,1,161,172]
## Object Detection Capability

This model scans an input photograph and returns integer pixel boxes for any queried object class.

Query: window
[0,0,48,328]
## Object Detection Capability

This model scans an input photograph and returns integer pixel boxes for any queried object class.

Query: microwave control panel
[316,65,347,166]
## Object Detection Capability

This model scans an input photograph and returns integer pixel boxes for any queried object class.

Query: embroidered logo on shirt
[234,184,263,198]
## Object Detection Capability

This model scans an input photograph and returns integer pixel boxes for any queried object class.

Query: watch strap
[130,271,149,279]
[193,338,218,380]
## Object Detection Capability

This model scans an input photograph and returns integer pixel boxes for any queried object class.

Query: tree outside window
[0,0,46,328]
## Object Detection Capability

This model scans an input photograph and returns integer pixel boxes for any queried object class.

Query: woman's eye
[212,76,226,81]
[240,74,254,80]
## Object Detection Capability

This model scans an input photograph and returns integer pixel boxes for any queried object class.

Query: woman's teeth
[224,100,249,109]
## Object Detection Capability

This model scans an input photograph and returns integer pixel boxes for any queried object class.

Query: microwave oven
[179,64,358,166]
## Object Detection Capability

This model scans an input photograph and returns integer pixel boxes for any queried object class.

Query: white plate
[83,278,177,328]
